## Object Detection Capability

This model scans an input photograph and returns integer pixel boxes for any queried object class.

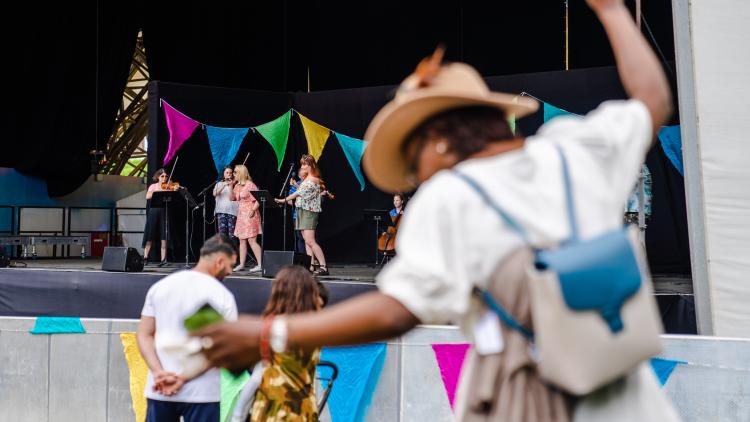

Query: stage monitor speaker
[102,247,144,272]
[262,251,311,278]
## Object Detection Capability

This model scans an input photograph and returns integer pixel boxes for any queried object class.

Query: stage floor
[7,258,381,282]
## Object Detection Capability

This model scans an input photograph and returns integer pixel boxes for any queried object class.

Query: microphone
[193,202,204,211]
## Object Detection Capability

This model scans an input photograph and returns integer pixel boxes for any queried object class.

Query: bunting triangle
[658,125,683,176]
[298,112,332,162]
[220,369,250,422]
[334,132,368,191]
[650,357,686,387]
[206,126,249,177]
[254,110,291,171]
[543,102,577,123]
[318,343,386,422]
[162,100,200,165]
[431,343,470,410]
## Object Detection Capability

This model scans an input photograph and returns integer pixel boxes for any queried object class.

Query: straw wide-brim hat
[363,62,538,193]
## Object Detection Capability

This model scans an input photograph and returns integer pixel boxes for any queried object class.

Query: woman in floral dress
[232,164,262,272]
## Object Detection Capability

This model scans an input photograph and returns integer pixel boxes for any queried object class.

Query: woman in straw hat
[196,0,673,419]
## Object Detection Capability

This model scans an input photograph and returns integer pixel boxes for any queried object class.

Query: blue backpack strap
[452,170,534,342]
[555,144,580,242]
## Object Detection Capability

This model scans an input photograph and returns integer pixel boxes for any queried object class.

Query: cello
[378,210,403,258]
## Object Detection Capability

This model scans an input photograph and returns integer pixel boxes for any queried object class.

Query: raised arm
[589,0,672,136]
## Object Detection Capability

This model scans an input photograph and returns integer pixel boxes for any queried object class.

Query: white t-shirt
[141,270,238,403]
[377,100,652,336]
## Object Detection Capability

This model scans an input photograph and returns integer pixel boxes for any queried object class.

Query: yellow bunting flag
[121,332,148,422]
[297,112,331,161]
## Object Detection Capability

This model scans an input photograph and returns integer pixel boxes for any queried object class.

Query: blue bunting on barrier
[334,132,368,191]
[206,126,250,177]
[658,125,683,176]
[543,102,578,123]
[319,343,386,422]
[650,357,686,386]
[29,317,86,334]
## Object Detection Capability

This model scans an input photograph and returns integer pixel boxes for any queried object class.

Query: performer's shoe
[313,267,329,276]
[248,265,262,273]
[157,260,168,268]
[233,264,244,272]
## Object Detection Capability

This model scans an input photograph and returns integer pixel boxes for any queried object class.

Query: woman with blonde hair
[232,164,262,272]
[276,155,328,275]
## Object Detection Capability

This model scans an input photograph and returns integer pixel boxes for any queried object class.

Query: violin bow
[167,156,179,185]
[241,152,250,166]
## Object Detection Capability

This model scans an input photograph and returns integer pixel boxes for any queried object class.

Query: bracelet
[259,316,274,362]
[269,317,288,354]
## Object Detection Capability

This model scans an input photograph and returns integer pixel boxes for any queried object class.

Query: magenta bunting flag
[162,100,200,165]
[431,343,470,410]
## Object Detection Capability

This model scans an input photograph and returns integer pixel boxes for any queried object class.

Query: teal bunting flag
[658,125,683,176]
[650,357,686,386]
[334,132,368,191]
[206,126,249,177]
[318,343,386,422]
[543,102,578,123]
[29,316,86,334]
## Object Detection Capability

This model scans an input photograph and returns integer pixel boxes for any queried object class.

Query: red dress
[233,182,262,239]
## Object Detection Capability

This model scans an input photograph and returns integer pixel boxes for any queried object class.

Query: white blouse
[213,181,239,216]
[376,100,652,337]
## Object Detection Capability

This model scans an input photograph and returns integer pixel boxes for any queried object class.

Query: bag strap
[452,144,577,342]
[556,144,580,242]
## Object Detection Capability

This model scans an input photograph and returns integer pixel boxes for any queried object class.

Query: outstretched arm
[589,0,672,137]
[195,292,419,371]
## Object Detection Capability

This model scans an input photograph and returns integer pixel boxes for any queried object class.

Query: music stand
[178,188,198,268]
[363,209,391,267]
[151,191,182,264]
[250,190,275,273]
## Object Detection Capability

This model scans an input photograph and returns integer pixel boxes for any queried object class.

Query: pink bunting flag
[431,343,470,410]
[162,100,200,165]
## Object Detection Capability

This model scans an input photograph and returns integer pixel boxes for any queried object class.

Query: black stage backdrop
[148,63,690,275]
[5,1,675,197]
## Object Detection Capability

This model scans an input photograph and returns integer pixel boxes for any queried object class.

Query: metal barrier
[0,319,747,422]
[0,205,146,258]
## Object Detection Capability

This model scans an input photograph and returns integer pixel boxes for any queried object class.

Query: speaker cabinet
[262,251,311,278]
[102,247,144,272]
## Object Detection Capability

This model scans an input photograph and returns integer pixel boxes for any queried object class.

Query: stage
[0,259,378,319]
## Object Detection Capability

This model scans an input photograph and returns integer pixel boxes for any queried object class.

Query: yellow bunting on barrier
[298,112,331,161]
[121,332,148,422]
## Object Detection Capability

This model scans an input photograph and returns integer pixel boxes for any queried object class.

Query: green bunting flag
[255,110,292,171]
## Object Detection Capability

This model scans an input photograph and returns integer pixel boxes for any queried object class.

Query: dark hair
[152,168,166,182]
[199,234,236,258]
[316,280,330,308]
[403,106,514,161]
[263,266,320,316]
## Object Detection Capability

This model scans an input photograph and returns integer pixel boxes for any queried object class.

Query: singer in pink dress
[232,165,263,272]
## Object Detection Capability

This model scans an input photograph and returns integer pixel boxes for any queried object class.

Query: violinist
[142,168,169,266]
[275,154,328,275]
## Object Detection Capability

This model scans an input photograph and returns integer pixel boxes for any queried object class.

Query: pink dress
[233,182,262,239]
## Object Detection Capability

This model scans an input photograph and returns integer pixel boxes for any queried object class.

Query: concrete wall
[1,318,748,421]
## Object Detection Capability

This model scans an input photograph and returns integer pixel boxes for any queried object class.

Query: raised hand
[586,0,624,12]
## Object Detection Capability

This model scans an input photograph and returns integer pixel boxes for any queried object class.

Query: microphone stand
[196,180,219,244]
[278,163,295,251]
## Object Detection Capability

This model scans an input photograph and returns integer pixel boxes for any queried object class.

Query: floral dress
[251,349,321,422]
[234,181,262,239]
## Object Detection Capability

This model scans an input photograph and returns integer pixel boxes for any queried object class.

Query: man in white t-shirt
[137,234,238,422]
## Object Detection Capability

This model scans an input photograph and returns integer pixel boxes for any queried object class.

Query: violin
[160,181,181,191]
[378,210,403,255]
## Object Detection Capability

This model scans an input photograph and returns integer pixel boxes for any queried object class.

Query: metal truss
[102,31,149,177]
